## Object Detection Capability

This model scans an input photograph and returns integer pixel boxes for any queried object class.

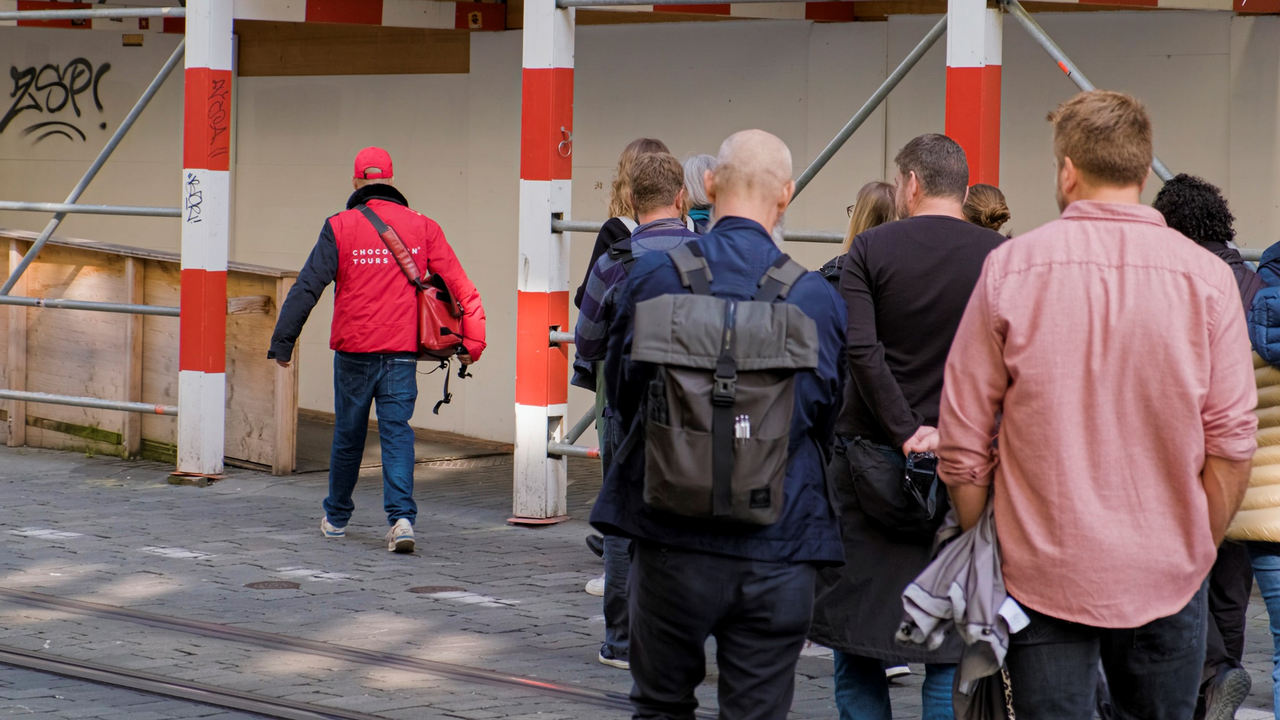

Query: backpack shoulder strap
[755,254,807,302]
[668,242,713,295]
[607,237,636,275]
[356,203,425,290]
[617,217,638,233]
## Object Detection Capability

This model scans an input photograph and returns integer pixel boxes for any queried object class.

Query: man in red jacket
[269,147,486,553]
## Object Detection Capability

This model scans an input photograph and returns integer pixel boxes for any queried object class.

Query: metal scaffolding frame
[0,4,216,461]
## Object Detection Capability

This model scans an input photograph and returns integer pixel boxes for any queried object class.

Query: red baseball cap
[354,147,393,180]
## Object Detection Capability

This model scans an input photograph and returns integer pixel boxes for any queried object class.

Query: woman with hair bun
[962,183,1011,233]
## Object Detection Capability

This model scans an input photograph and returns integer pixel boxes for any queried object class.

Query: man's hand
[902,425,939,455]
[457,352,474,366]
[275,359,291,369]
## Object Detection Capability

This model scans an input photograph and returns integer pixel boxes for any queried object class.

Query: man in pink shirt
[936,90,1257,718]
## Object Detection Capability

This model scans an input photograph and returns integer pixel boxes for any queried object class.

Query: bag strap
[356,204,426,291]
[755,254,807,302]
[711,298,738,518]
[668,242,713,295]
[607,237,637,276]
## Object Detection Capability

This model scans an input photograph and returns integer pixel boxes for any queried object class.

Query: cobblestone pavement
[0,446,1274,719]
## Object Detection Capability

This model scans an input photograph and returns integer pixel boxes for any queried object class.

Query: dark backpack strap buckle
[668,242,713,295]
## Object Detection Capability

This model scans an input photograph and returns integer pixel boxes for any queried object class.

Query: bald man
[589,130,847,720]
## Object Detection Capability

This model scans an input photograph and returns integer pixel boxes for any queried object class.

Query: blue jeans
[323,352,418,527]
[832,652,954,720]
[1248,543,1280,717]
[596,362,631,658]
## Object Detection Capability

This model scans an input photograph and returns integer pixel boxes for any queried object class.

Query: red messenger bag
[356,204,465,360]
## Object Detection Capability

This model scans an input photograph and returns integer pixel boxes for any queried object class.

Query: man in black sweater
[809,134,1005,719]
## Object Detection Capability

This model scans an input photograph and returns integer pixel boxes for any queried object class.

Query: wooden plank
[227,295,272,315]
[6,239,26,447]
[235,21,470,77]
[123,258,145,458]
[141,260,180,450]
[224,273,281,468]
[273,277,298,475]
[0,228,296,278]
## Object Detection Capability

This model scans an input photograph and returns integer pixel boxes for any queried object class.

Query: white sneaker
[320,517,345,538]
[585,575,605,597]
[886,665,911,681]
[386,519,414,553]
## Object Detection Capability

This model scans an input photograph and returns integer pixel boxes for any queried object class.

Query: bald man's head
[705,130,795,235]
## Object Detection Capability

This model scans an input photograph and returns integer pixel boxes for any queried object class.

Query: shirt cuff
[1206,434,1259,462]
[938,457,996,488]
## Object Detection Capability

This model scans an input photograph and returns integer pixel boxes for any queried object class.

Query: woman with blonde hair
[573,137,669,309]
[962,183,1011,233]
[820,181,897,285]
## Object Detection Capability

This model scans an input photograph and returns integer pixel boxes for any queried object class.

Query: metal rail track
[0,644,387,720]
[0,587,645,714]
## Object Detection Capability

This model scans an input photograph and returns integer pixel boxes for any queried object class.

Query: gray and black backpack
[625,242,820,525]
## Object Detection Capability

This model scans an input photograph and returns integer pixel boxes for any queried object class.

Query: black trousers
[1203,541,1254,685]
[628,542,817,720]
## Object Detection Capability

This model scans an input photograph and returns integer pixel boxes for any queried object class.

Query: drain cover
[409,586,465,594]
[245,581,301,590]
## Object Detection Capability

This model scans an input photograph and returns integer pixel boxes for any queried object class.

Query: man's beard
[771,212,786,249]
[1056,182,1068,213]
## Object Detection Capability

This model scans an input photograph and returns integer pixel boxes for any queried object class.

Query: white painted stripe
[180,169,231,272]
[947,0,996,68]
[730,3,805,19]
[383,0,456,28]
[233,0,306,22]
[186,0,234,71]
[514,404,568,518]
[9,528,82,539]
[177,370,225,475]
[983,8,1002,66]
[141,546,214,559]
[518,179,571,294]
[522,0,575,70]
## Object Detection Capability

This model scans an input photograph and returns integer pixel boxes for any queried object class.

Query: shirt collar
[1061,200,1167,228]
[634,216,686,234]
[710,215,773,240]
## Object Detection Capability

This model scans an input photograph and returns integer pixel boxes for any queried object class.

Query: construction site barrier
[0,202,181,218]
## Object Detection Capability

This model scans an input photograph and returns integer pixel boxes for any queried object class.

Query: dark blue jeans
[832,652,953,720]
[323,352,418,527]
[1004,584,1207,720]
[596,363,631,659]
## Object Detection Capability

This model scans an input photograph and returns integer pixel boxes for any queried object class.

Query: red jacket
[269,184,486,361]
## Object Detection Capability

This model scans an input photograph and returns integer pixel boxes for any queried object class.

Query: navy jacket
[589,216,847,565]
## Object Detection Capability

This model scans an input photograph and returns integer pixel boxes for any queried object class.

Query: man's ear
[675,187,688,211]
[778,180,795,212]
[352,178,360,191]
[1061,157,1078,194]
[704,169,717,206]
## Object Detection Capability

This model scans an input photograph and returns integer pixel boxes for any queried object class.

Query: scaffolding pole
[793,15,948,201]
[0,202,181,218]
[0,40,186,296]
[1001,0,1173,182]
[0,295,179,317]
[552,218,843,244]
[557,0,805,6]
[0,7,185,21]
[0,390,177,417]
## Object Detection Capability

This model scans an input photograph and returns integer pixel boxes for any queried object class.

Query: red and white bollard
[945,0,1002,186]
[177,0,233,476]
[513,0,575,522]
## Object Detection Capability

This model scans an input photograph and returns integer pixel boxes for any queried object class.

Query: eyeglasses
[846,205,856,218]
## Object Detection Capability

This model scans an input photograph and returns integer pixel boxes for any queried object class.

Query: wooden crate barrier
[0,229,299,475]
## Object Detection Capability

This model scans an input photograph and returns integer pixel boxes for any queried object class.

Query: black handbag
[845,437,950,541]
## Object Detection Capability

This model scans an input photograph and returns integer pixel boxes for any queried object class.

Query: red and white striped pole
[177,0,232,476]
[945,0,1002,186]
[513,0,574,520]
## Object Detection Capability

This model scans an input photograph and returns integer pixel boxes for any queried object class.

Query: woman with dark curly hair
[1153,173,1261,720]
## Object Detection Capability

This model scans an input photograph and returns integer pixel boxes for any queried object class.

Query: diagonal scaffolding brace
[792,15,948,201]
[1002,0,1173,182]
[0,39,186,296]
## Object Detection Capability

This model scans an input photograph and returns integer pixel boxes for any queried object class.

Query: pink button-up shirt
[937,200,1258,628]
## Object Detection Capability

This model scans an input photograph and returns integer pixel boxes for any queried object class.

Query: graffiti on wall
[0,59,112,144]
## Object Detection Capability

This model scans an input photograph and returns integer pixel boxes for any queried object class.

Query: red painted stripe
[805,2,858,21]
[1057,61,1071,76]
[661,3,731,13]
[520,68,574,183]
[305,0,384,24]
[163,17,185,34]
[945,65,1002,187]
[183,68,233,173]
[515,291,569,407]
[455,2,506,30]
[1236,0,1280,11]
[17,1,91,28]
[179,269,227,374]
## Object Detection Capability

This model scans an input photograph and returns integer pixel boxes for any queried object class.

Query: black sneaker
[586,534,605,558]
[1204,667,1251,720]
[598,644,629,670]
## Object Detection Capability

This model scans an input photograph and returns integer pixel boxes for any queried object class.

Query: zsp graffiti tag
[0,59,112,143]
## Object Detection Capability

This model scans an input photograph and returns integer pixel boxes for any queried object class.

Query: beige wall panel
[140,261,180,447]
[1230,17,1280,251]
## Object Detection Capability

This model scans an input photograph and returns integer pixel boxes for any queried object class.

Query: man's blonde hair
[1048,90,1153,187]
